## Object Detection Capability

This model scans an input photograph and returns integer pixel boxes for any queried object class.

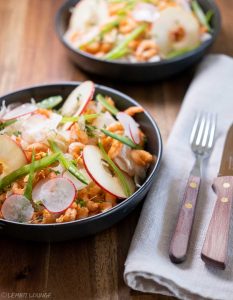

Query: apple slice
[83,145,135,198]
[0,135,27,178]
[1,194,34,223]
[2,103,37,121]
[63,169,92,190]
[32,177,76,213]
[116,112,140,144]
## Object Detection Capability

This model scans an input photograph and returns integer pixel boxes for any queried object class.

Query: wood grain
[169,175,201,264]
[0,0,232,299]
[201,176,233,270]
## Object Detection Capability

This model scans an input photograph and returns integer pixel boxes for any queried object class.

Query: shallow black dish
[55,0,221,82]
[0,82,162,241]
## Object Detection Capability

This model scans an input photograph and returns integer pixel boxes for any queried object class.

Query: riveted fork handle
[201,176,233,269]
[169,175,201,263]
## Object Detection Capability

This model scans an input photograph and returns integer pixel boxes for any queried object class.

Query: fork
[169,113,217,264]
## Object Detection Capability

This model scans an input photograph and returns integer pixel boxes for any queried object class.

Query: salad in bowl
[64,0,213,62]
[0,81,155,225]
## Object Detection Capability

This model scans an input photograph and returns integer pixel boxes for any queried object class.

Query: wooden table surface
[0,0,232,299]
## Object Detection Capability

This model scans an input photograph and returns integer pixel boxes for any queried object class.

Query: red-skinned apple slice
[62,81,95,130]
[2,103,37,121]
[116,112,140,144]
[0,134,27,178]
[32,177,76,213]
[1,194,34,222]
[83,145,135,198]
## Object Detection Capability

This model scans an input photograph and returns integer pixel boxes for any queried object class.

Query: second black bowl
[55,0,221,82]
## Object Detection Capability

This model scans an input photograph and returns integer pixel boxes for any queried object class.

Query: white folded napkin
[124,54,233,300]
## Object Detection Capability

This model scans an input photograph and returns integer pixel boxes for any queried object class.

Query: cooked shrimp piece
[135,40,158,61]
[83,41,101,54]
[25,143,49,161]
[99,202,112,212]
[42,209,57,224]
[68,142,84,159]
[70,123,89,144]
[56,208,77,223]
[36,108,51,118]
[106,122,124,132]
[130,150,153,166]
[108,139,123,159]
[77,206,89,219]
[87,200,99,212]
[12,182,24,195]
[124,106,144,116]
[119,17,137,34]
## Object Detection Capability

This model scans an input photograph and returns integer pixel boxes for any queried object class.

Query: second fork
[169,113,216,264]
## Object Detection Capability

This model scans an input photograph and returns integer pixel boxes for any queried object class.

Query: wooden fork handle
[169,175,201,263]
[201,176,233,269]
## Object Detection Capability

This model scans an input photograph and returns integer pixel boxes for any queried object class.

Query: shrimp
[25,143,49,161]
[106,122,124,132]
[108,139,123,159]
[70,123,89,144]
[68,142,84,159]
[56,208,77,223]
[12,182,24,195]
[83,42,101,54]
[130,150,153,166]
[119,17,137,34]
[124,106,144,116]
[35,108,51,118]
[135,40,158,61]
[42,209,57,224]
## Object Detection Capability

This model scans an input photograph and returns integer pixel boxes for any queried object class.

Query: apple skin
[83,145,135,199]
[0,134,27,178]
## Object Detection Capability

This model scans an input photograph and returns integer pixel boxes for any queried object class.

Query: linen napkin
[124,54,233,300]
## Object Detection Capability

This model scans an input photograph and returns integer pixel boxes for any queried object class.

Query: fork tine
[201,113,211,147]
[207,113,217,149]
[195,113,206,146]
[190,113,201,144]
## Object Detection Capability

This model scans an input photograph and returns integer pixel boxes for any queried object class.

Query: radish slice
[83,145,135,198]
[1,194,34,223]
[61,81,95,117]
[132,3,160,23]
[2,103,37,121]
[63,169,92,190]
[92,112,116,129]
[116,112,140,144]
[32,177,76,213]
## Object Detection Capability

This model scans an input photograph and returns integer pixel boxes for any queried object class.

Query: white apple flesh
[0,135,27,178]
[83,145,135,198]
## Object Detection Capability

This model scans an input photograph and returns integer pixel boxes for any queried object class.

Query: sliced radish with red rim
[62,81,95,130]
[1,194,34,223]
[116,112,140,144]
[2,103,37,121]
[32,177,76,213]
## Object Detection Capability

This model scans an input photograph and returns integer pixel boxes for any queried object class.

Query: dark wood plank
[0,0,232,299]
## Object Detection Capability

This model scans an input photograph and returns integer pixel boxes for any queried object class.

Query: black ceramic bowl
[0,82,162,241]
[55,0,221,82]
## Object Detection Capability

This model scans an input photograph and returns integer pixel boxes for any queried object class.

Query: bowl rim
[0,81,163,228]
[55,0,221,67]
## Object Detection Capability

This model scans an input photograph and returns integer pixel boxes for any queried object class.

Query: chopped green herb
[12,130,22,137]
[76,198,86,207]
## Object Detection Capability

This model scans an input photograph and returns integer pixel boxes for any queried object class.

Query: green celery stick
[37,96,63,109]
[101,128,140,149]
[0,153,60,190]
[191,0,212,32]
[96,94,119,116]
[49,140,88,185]
[98,141,131,197]
[105,24,147,60]
[24,151,35,201]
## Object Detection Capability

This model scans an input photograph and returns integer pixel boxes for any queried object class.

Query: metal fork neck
[191,155,204,177]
